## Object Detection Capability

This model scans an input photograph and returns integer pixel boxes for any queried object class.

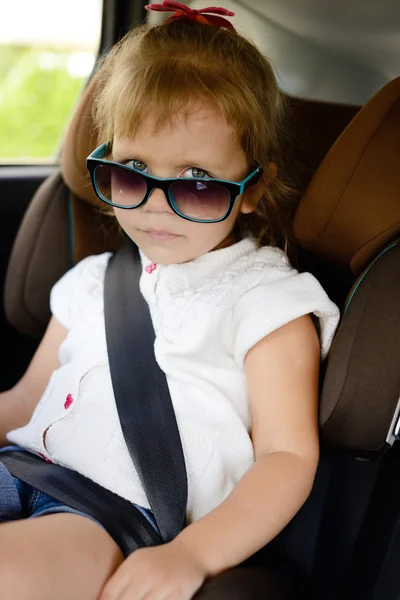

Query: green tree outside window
[0,46,91,160]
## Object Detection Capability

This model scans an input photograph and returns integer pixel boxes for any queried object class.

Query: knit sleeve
[232,263,340,366]
[50,253,112,329]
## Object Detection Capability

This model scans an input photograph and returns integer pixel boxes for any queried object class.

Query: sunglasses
[87,143,263,223]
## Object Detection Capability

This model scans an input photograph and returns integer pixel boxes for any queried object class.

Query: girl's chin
[137,242,187,266]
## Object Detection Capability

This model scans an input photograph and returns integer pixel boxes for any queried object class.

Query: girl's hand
[99,540,209,600]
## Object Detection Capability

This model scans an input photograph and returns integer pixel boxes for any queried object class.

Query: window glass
[0,0,102,161]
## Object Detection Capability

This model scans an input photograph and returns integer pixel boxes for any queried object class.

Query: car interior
[1,1,400,598]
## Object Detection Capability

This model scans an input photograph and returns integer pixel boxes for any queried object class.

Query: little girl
[0,2,340,599]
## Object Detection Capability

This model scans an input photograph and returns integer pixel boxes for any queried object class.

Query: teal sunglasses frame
[87,142,263,223]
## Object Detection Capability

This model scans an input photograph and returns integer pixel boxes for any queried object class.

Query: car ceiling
[182,0,400,105]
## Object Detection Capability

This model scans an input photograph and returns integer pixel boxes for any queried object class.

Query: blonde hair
[93,19,296,254]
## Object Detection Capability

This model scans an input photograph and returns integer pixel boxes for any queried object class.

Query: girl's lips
[144,229,181,242]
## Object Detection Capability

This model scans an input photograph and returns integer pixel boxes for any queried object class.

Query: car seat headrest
[294,77,400,276]
[4,72,119,340]
[60,72,102,207]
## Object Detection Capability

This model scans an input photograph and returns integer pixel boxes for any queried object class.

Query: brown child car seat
[3,73,400,599]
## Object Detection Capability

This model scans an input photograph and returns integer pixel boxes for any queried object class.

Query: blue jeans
[0,447,158,533]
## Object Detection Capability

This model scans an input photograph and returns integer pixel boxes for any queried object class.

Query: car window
[0,0,102,162]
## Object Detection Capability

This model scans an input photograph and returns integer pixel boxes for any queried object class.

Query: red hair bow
[145,1,236,31]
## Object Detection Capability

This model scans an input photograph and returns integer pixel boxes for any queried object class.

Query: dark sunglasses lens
[170,180,231,221]
[94,164,147,207]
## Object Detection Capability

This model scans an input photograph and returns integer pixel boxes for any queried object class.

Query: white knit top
[7,238,340,523]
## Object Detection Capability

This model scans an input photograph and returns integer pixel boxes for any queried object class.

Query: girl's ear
[240,163,278,215]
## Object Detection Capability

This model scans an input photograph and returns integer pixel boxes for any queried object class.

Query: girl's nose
[143,188,174,214]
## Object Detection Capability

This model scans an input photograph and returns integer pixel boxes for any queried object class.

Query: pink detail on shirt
[145,262,157,274]
[38,452,52,463]
[64,394,74,409]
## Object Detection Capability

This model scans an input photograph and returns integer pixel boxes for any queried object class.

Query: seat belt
[0,449,162,555]
[0,235,187,552]
[104,235,187,542]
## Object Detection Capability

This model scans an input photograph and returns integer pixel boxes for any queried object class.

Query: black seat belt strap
[0,450,162,555]
[104,236,188,542]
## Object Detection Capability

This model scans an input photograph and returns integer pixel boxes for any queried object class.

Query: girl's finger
[116,579,154,600]
[100,576,130,600]
[140,587,170,600]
